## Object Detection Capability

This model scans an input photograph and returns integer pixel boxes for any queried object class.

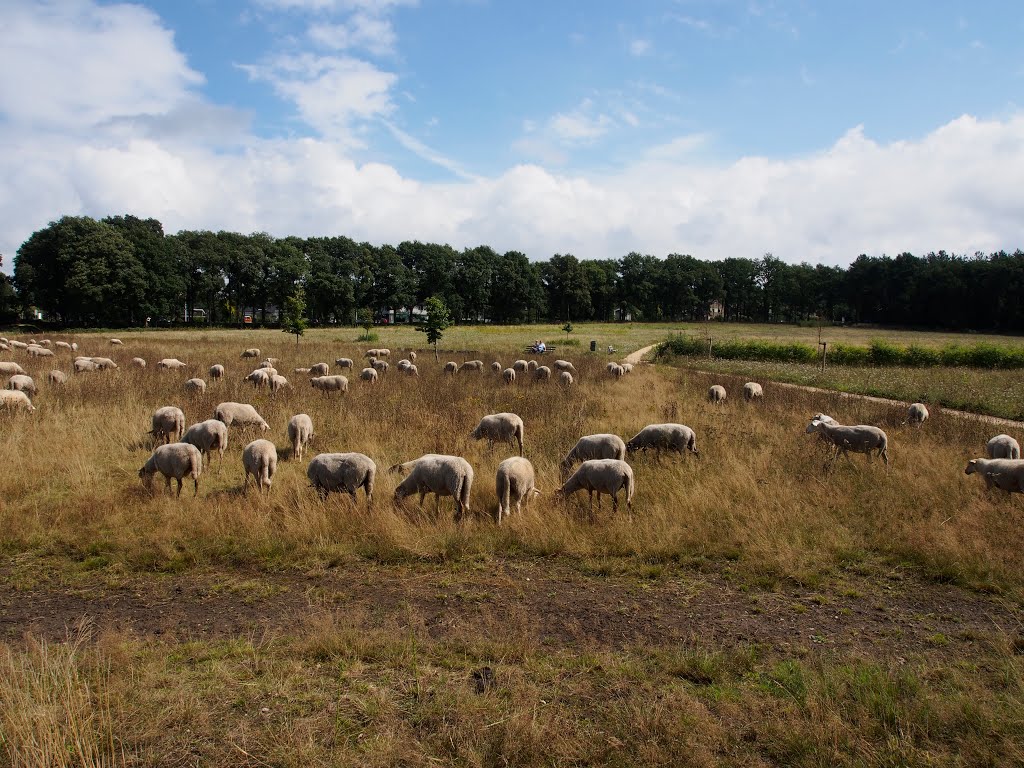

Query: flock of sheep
[2,334,1023,519]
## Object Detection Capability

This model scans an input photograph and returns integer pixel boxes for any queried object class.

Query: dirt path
[627,344,1024,430]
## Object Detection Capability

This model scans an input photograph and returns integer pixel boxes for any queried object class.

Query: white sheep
[459,360,484,372]
[209,364,225,381]
[470,412,525,456]
[9,341,27,350]
[245,369,270,389]
[964,458,1024,494]
[0,390,35,412]
[242,439,278,494]
[73,358,100,373]
[743,382,763,401]
[294,367,312,374]
[562,434,627,476]
[359,367,379,383]
[54,341,72,351]
[288,414,314,460]
[110,338,123,346]
[150,406,186,444]
[811,413,837,425]
[625,424,698,459]
[307,452,376,503]
[131,357,146,368]
[443,361,458,375]
[181,419,229,465]
[269,374,290,394]
[377,348,391,358]
[311,375,349,395]
[553,360,577,375]
[408,351,417,361]
[397,359,412,371]
[527,360,538,371]
[185,378,207,394]
[491,361,502,372]
[0,362,26,376]
[90,357,119,370]
[6,375,37,396]
[335,357,354,370]
[987,435,1021,460]
[364,349,380,358]
[372,359,390,373]
[310,362,330,376]
[391,454,474,519]
[559,371,573,387]
[502,367,516,385]
[620,363,634,374]
[708,385,727,404]
[556,459,635,512]
[805,419,889,466]
[214,402,269,432]
[609,364,625,378]
[156,358,186,371]
[48,370,68,385]
[139,443,202,497]
[907,403,929,426]
[606,362,618,373]
[534,365,552,382]
[241,348,261,359]
[258,360,275,370]
[495,456,540,524]
[27,346,54,358]
[512,360,528,372]
[39,340,52,347]
[404,364,419,377]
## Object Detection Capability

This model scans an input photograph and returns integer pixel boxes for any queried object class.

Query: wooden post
[819,341,827,372]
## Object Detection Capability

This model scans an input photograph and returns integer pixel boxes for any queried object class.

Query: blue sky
[1,0,1023,267]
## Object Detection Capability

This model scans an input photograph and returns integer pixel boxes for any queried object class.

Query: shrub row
[657,335,1024,369]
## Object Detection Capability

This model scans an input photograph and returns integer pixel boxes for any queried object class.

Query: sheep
[391,454,474,519]
[907,403,929,426]
[90,357,118,370]
[527,360,538,371]
[287,414,314,460]
[185,378,207,394]
[138,443,202,497]
[378,349,391,358]
[0,390,35,412]
[110,338,123,346]
[408,351,417,361]
[150,406,186,444]
[609,364,625,378]
[470,412,525,456]
[294,367,312,374]
[397,359,412,371]
[241,348,261,359]
[310,362,330,376]
[811,413,837,425]
[965,457,1024,494]
[0,362,26,376]
[181,419,229,465]
[27,346,54,358]
[307,452,376,503]
[502,367,516,385]
[214,402,269,432]
[6,375,37,396]
[360,367,379,384]
[555,459,635,513]
[553,360,577,375]
[559,371,573,387]
[805,419,889,466]
[560,434,627,481]
[48,370,68,385]
[371,359,390,374]
[73,358,100,373]
[209,364,225,381]
[404,364,419,377]
[512,360,528,372]
[708,385,727,404]
[0,343,8,351]
[55,341,72,351]
[9,340,27,350]
[269,374,290,394]
[620,363,634,374]
[495,456,540,524]
[987,435,1021,460]
[743,382,763,402]
[241,439,278,493]
[491,361,502,373]
[459,360,484,372]
[626,424,699,459]
[245,369,270,389]
[131,357,147,369]
[606,362,618,373]
[311,375,348,395]
[335,357,354,370]
[258,360,275,370]
[156,358,186,370]
[364,349,380,358]
[264,357,280,366]
[443,362,458,375]
[534,366,552,382]
[39,340,52,347]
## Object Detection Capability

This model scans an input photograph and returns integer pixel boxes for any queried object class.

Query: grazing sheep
[965,458,1024,494]
[131,357,147,368]
[335,357,354,370]
[27,346,54,358]
[555,459,635,512]
[408,351,416,361]
[708,385,727,404]
[214,402,269,432]
[459,360,484,372]
[241,348,261,359]
[360,367,379,384]
[90,357,119,370]
[138,443,202,497]
[242,439,278,494]
[9,341,27,350]
[376,349,391,358]
[0,362,26,376]
[0,343,8,351]
[907,403,929,426]
[269,374,290,394]
[491,361,502,372]
[39,340,52,347]
[150,406,186,444]
[527,360,538,371]
[987,435,1021,460]
[391,454,474,519]
[495,456,540,524]
[562,434,628,476]
[48,370,68,385]
[264,357,279,366]
[156,358,186,370]
[471,412,525,456]
[609,364,625,378]
[502,367,516,385]
[71,342,78,352]
[209,364,225,381]
[743,382,763,401]
[559,371,574,387]
[534,366,552,382]
[606,362,618,373]
[364,349,380,358]
[512,360,528,373]
[294,367,312,374]
[245,369,270,389]
[311,375,349,395]
[805,419,889,466]
[620,363,634,374]
[185,378,207,394]
[307,452,376,503]
[626,424,699,459]
[397,359,412,371]
[372,359,390,373]
[0,390,35,412]
[553,360,577,375]
[443,362,458,375]
[110,338,123,346]
[6,375,37,396]
[73,358,100,373]
[310,362,330,376]
[287,414,314,460]
[181,419,229,465]
[55,341,72,351]
[404,364,419,377]
[258,360,275,370]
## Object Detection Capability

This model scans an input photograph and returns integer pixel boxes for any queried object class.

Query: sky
[1,0,1023,270]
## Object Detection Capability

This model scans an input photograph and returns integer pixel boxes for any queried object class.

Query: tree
[358,307,374,340]
[417,296,452,361]
[561,322,574,341]
[281,287,308,346]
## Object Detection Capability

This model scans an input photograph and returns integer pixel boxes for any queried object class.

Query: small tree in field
[561,321,574,341]
[358,307,374,340]
[281,287,308,347]
[417,296,451,361]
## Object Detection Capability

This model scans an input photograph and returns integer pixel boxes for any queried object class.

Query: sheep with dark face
[391,454,474,519]
[470,413,525,456]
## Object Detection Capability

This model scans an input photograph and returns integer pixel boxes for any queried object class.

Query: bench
[524,346,556,355]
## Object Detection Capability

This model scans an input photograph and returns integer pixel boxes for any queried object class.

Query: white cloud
[308,13,397,54]
[257,0,417,12]
[629,38,652,56]
[550,110,614,143]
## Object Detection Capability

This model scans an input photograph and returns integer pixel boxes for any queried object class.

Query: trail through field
[2,558,1018,661]
[624,345,657,364]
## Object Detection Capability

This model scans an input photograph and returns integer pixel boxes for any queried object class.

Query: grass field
[2,325,1024,766]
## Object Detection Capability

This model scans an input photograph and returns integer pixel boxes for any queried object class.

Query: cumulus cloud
[308,13,398,54]
[629,38,652,56]
[257,0,417,12]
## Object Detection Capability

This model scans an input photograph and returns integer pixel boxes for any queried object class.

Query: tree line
[4,214,1024,331]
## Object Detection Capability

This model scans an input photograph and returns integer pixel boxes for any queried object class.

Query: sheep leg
[175,478,183,498]
[163,476,172,494]
[611,491,619,512]
[193,477,199,497]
